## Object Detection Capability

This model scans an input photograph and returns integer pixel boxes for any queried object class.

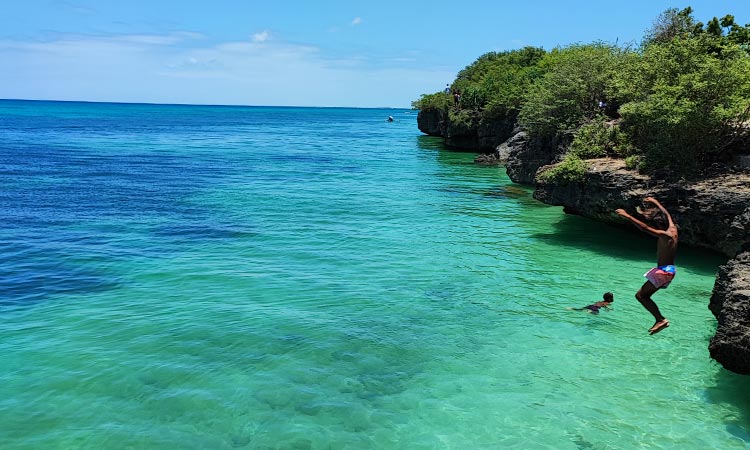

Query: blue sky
[2,1,750,108]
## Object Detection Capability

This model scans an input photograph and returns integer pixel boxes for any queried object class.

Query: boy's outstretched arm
[615,208,667,238]
[643,196,675,228]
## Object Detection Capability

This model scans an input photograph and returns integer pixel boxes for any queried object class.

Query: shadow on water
[150,220,259,243]
[0,140,246,308]
[532,213,726,277]
[705,368,750,443]
[481,184,533,201]
[0,242,119,307]
[415,134,447,151]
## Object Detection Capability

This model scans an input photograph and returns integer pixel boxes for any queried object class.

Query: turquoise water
[0,100,747,449]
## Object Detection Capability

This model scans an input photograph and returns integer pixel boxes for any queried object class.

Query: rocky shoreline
[418,111,750,375]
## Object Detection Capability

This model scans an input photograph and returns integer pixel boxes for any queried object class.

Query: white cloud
[351,17,362,26]
[252,30,270,43]
[0,31,452,107]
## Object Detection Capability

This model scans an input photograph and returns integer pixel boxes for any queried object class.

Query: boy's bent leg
[635,281,666,323]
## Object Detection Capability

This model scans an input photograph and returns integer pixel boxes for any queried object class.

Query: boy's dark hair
[637,206,668,229]
[603,292,614,302]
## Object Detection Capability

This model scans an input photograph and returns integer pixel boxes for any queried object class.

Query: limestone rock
[474,136,516,165]
[709,247,750,375]
[417,109,517,151]
[533,158,750,257]
[416,109,446,137]
[505,131,572,184]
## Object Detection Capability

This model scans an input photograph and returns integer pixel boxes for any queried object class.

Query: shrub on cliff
[455,47,546,118]
[536,154,588,185]
[412,92,452,111]
[518,43,629,139]
[616,31,750,175]
[569,119,635,159]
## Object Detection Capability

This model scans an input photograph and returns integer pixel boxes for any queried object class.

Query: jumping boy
[615,197,678,335]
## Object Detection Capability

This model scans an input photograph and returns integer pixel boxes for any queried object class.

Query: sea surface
[0,100,747,449]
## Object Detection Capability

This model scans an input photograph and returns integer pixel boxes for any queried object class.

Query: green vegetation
[413,46,546,119]
[411,91,452,111]
[519,43,626,138]
[414,6,750,180]
[569,119,634,160]
[536,155,588,185]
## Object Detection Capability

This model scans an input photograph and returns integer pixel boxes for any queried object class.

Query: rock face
[417,109,750,374]
[416,109,446,137]
[474,127,524,165]
[708,247,750,375]
[533,158,750,257]
[417,109,516,151]
[505,131,572,184]
[534,157,750,374]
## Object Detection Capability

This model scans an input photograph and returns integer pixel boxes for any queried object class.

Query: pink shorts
[644,266,676,289]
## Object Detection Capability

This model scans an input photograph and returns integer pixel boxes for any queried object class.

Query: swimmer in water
[571,292,614,315]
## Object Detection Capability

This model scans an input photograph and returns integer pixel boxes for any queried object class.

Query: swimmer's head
[603,292,614,302]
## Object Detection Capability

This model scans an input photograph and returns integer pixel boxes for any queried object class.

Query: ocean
[0,100,747,449]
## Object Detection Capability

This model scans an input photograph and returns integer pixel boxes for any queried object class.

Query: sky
[2,1,750,108]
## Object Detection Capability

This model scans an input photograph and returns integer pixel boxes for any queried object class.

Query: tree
[519,43,627,138]
[617,34,750,175]
[643,7,702,46]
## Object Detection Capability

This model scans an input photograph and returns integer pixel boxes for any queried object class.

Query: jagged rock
[533,158,750,257]
[416,109,446,137]
[417,109,517,151]
[709,247,750,375]
[474,152,502,165]
[505,131,572,184]
[533,157,750,375]
[474,137,516,165]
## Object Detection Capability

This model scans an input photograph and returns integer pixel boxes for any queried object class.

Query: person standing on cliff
[615,197,678,335]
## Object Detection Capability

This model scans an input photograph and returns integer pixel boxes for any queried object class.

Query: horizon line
[0,98,413,110]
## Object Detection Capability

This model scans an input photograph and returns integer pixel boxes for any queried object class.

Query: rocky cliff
[418,113,750,374]
[709,246,750,375]
[533,157,750,374]
[533,158,750,257]
[416,109,516,151]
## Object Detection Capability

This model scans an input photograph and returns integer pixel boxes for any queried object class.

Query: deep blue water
[0,100,747,449]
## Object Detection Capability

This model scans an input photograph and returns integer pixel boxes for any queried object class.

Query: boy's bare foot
[648,319,670,335]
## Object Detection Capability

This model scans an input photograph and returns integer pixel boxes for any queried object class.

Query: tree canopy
[414,6,750,179]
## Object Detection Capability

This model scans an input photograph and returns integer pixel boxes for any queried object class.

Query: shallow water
[0,100,747,449]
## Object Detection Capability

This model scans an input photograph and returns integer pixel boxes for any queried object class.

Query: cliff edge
[709,246,750,375]
[533,157,750,374]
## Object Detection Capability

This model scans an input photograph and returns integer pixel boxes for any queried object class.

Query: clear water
[0,100,747,449]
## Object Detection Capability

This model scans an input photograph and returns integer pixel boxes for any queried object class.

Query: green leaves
[536,155,588,185]
[414,6,750,179]
[519,43,625,138]
[617,32,750,175]
[411,92,452,111]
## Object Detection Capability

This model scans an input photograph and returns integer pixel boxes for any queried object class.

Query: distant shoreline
[0,98,411,111]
